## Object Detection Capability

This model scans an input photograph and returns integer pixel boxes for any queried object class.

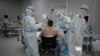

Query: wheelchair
[39,36,60,56]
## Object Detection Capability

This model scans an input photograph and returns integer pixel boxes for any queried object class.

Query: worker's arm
[29,18,43,30]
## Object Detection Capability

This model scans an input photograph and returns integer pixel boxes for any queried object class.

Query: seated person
[40,19,58,38]
[0,22,2,28]
[17,16,22,25]
[3,15,9,28]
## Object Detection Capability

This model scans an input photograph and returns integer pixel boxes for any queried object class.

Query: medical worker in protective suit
[22,6,42,56]
[50,8,62,27]
[58,12,72,42]
[56,12,73,56]
[54,11,72,56]
[66,11,77,56]
[68,5,89,56]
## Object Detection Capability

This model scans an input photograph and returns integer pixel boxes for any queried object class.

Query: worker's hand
[33,22,43,29]
[38,22,43,27]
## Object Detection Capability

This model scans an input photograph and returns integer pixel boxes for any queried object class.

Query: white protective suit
[41,14,48,28]
[22,7,42,56]
[63,16,75,56]
[57,14,72,56]
[60,16,72,44]
[51,9,61,27]
[68,5,89,56]
[67,14,86,56]
[74,14,86,56]
[74,5,89,56]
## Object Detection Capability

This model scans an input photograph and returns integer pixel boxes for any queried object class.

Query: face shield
[79,5,89,16]
[78,9,87,16]
[26,8,32,15]
[25,6,35,16]
[51,9,59,17]
[59,13,64,20]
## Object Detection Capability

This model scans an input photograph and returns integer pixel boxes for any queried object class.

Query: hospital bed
[4,22,22,37]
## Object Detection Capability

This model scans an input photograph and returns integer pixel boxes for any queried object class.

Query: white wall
[21,0,66,22]
[0,0,22,21]
[21,0,34,11]
[93,0,100,34]
[34,0,66,22]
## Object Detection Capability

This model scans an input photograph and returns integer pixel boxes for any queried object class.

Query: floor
[0,34,26,56]
[0,33,94,56]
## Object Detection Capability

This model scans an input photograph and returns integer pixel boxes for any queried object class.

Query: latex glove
[64,16,72,23]
[39,22,43,26]
[38,22,43,28]
[34,22,43,29]
[65,24,70,29]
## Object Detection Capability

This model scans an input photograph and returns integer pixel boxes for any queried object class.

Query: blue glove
[59,23,66,30]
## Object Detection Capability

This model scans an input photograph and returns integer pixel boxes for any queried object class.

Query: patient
[40,20,58,37]
[17,16,22,25]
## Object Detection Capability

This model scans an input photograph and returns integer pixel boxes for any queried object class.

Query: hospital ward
[0,0,100,56]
